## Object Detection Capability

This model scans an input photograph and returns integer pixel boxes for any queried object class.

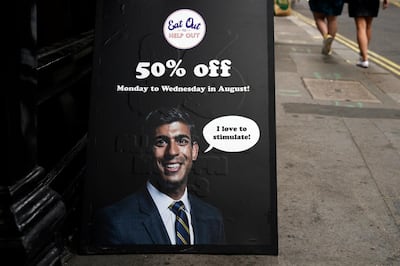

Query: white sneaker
[322,35,333,55]
[356,59,369,68]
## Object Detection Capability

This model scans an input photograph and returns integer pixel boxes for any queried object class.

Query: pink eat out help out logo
[163,9,206,50]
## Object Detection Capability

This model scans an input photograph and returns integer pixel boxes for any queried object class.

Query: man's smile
[163,162,182,173]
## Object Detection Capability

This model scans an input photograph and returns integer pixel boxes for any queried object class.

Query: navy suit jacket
[93,187,225,245]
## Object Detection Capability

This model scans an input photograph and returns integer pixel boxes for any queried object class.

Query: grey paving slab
[277,115,400,265]
[344,118,400,228]
[303,78,380,103]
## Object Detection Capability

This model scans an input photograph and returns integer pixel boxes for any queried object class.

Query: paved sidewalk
[64,14,400,266]
[274,13,400,265]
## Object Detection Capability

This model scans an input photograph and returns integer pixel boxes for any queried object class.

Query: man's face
[151,121,199,188]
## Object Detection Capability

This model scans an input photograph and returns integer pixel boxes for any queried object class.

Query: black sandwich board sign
[80,0,277,255]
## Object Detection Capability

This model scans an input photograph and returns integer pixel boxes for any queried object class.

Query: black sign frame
[80,0,277,255]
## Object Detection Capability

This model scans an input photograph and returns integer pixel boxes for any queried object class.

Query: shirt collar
[146,180,191,213]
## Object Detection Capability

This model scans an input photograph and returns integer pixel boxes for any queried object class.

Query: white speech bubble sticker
[203,115,260,153]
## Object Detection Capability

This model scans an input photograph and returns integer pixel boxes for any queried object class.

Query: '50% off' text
[135,59,232,79]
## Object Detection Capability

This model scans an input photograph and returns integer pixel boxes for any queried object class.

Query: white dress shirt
[146,181,194,244]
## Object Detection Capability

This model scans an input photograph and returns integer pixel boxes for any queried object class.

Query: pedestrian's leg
[355,17,368,61]
[320,15,338,55]
[355,17,369,67]
[313,12,328,37]
[313,12,333,55]
[326,15,338,38]
[365,16,373,46]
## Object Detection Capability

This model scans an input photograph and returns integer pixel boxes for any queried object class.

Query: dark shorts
[348,0,380,17]
[309,0,345,16]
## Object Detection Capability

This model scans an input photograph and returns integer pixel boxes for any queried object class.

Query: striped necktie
[169,201,190,245]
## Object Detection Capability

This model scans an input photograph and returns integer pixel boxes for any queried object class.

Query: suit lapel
[189,194,205,244]
[138,188,171,244]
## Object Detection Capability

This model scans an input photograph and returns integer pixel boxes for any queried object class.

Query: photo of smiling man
[92,107,226,246]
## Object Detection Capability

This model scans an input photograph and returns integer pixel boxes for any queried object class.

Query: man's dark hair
[144,107,198,144]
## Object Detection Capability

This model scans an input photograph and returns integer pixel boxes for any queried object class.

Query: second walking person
[309,0,345,55]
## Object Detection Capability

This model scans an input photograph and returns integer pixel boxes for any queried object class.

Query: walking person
[309,0,345,55]
[348,0,389,68]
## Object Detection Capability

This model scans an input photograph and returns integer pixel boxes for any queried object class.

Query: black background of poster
[80,0,277,254]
